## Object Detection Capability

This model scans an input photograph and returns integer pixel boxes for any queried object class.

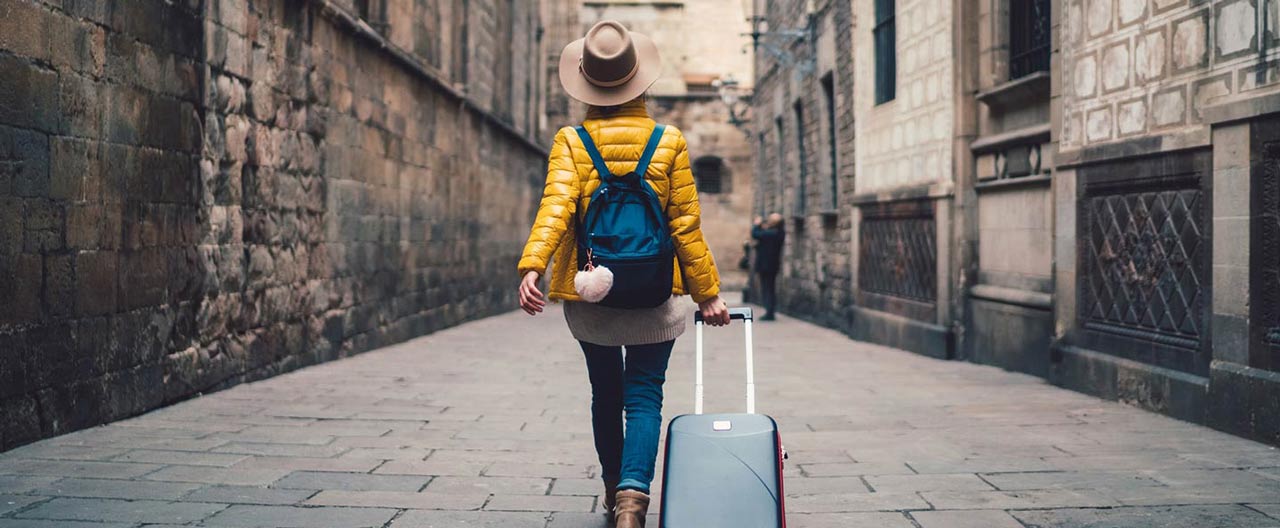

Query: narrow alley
[3,300,1278,528]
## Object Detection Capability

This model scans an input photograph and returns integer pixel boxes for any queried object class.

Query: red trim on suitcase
[776,430,787,528]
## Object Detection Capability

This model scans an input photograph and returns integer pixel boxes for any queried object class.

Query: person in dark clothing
[751,213,785,320]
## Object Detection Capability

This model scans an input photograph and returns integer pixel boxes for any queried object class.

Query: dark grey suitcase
[659,307,786,528]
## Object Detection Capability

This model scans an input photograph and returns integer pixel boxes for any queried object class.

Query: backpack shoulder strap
[635,124,666,177]
[573,125,611,178]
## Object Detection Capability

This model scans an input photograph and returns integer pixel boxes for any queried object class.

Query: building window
[1009,0,1051,79]
[793,100,808,215]
[821,73,839,211]
[354,0,388,33]
[774,117,785,215]
[694,156,727,194]
[873,0,896,104]
[451,0,470,85]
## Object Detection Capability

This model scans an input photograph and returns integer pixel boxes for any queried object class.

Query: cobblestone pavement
[3,299,1280,528]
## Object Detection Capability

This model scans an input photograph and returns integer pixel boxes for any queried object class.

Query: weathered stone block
[0,197,21,256]
[0,55,57,133]
[50,14,105,76]
[42,252,75,317]
[1153,87,1186,127]
[1193,75,1232,118]
[63,0,111,25]
[1102,43,1130,92]
[0,0,53,62]
[25,318,84,390]
[246,244,274,290]
[224,114,250,162]
[119,249,168,310]
[247,124,280,169]
[1118,99,1146,135]
[1074,54,1097,98]
[58,72,103,137]
[74,251,117,316]
[1118,0,1146,25]
[0,253,42,325]
[50,137,100,201]
[0,395,41,449]
[23,199,64,252]
[0,124,51,198]
[1172,13,1208,72]
[66,204,103,249]
[1216,1,1256,58]
[1087,0,1112,37]
[1086,106,1113,142]
[1134,29,1165,83]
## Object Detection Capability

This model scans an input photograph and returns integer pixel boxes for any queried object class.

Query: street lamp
[741,0,816,72]
[712,74,750,129]
[717,1,814,131]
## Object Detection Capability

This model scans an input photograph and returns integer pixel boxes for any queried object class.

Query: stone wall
[852,0,955,194]
[751,0,857,330]
[1052,0,1280,445]
[1059,0,1279,151]
[0,0,547,450]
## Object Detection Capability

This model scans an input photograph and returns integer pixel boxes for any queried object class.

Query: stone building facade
[0,0,549,450]
[1052,0,1280,444]
[848,0,974,354]
[752,0,1279,445]
[546,0,758,289]
[965,0,1055,376]
[750,0,858,330]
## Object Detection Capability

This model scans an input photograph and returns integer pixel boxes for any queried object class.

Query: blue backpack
[574,124,674,309]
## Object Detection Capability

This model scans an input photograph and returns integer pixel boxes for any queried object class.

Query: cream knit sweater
[563,295,693,346]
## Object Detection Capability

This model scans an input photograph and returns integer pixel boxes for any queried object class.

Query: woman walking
[517,20,729,527]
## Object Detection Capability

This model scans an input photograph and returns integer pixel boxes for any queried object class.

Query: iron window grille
[859,202,937,302]
[694,157,726,194]
[874,0,896,104]
[1258,139,1280,370]
[1009,0,1051,80]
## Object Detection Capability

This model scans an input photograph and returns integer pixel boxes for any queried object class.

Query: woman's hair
[588,94,646,115]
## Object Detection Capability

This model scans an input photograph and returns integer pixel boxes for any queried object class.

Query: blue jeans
[580,339,675,495]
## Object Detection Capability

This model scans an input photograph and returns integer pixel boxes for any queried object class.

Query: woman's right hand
[697,295,730,326]
[519,271,545,315]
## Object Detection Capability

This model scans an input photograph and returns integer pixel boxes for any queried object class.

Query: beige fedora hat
[559,21,662,107]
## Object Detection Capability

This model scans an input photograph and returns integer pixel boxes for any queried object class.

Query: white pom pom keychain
[574,249,613,303]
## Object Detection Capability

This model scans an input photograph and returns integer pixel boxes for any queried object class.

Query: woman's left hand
[697,295,730,326]
[519,271,545,315]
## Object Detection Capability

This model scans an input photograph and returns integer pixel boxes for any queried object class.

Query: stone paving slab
[182,485,318,506]
[0,497,43,517]
[911,509,1025,528]
[1011,505,1280,528]
[201,505,397,527]
[1,301,1279,527]
[14,497,226,524]
[28,477,202,500]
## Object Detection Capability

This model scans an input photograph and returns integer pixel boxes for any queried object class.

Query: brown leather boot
[602,478,619,519]
[614,490,650,528]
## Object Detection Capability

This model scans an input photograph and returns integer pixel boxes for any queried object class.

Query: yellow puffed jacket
[518,98,721,303]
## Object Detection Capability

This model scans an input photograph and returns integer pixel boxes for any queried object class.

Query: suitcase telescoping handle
[692,307,755,415]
